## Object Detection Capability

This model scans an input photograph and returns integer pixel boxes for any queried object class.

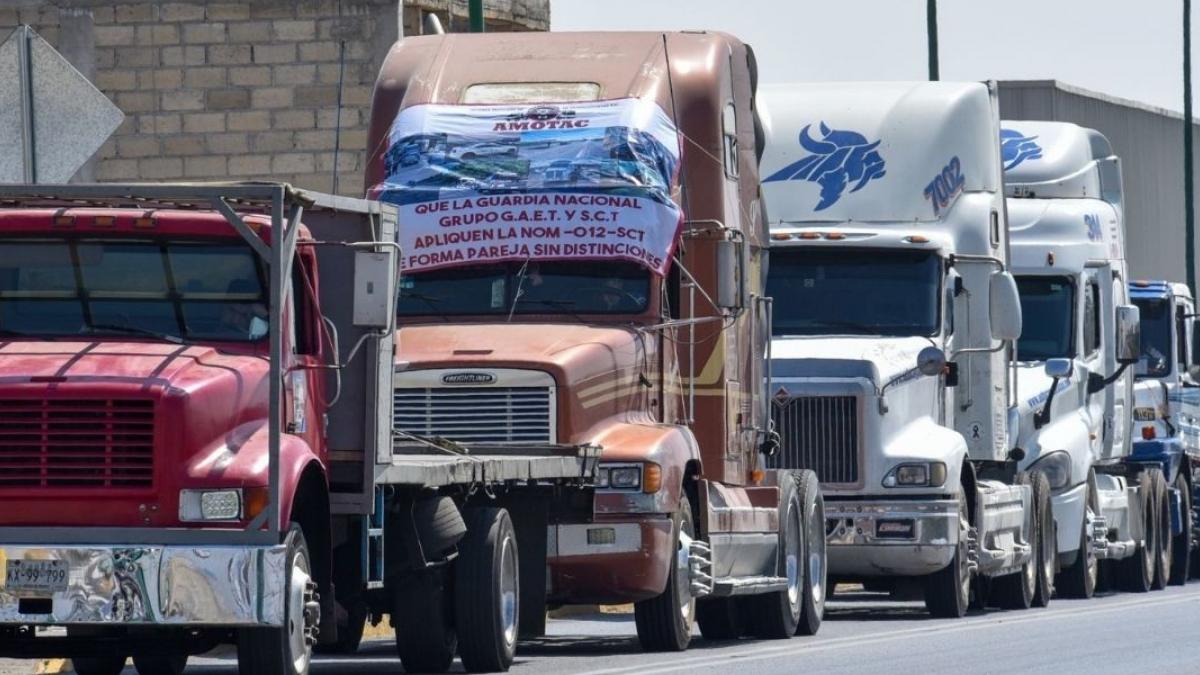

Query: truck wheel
[132,654,186,675]
[393,569,456,673]
[1057,472,1099,598]
[924,494,970,618]
[315,599,367,654]
[455,507,520,672]
[993,472,1038,609]
[1117,470,1157,593]
[1030,472,1055,607]
[794,470,825,636]
[70,657,127,675]
[1173,473,1194,585]
[635,495,696,652]
[1151,468,1172,590]
[696,598,745,640]
[237,524,318,675]
[749,473,803,639]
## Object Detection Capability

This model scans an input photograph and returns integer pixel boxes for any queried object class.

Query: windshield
[1133,297,1172,377]
[0,239,267,342]
[1016,276,1074,361]
[397,260,651,317]
[766,248,941,337]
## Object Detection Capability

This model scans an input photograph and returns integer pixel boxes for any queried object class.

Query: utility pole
[469,0,484,32]
[1186,0,1196,294]
[927,0,939,81]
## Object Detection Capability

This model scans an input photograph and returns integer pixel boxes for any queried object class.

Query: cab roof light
[134,215,156,228]
[905,235,929,243]
[798,232,821,240]
[1134,280,1149,287]
[93,215,115,227]
[52,215,74,227]
[825,232,846,240]
[770,232,792,241]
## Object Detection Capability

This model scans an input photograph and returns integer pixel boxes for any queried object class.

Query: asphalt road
[11,583,1192,675]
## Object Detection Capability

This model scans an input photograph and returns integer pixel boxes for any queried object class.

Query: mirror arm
[1086,362,1133,395]
[1034,376,1061,429]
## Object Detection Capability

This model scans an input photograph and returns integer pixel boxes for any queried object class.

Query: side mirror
[717,238,747,312]
[1115,304,1141,365]
[989,271,1023,341]
[917,346,947,376]
[1044,358,1073,380]
[352,249,398,329]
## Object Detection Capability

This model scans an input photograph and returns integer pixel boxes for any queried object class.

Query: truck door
[1080,269,1108,461]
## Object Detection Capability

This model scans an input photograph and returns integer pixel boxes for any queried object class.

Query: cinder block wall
[0,0,549,195]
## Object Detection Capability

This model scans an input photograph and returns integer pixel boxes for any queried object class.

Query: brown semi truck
[367,30,827,659]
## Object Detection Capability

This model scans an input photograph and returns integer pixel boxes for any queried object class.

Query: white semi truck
[759,82,1053,618]
[1128,279,1199,582]
[1003,121,1170,597]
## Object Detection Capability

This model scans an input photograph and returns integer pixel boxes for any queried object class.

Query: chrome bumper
[0,544,287,626]
[825,498,960,577]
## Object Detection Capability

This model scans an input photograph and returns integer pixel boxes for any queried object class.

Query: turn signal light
[244,486,271,521]
[642,463,663,494]
[770,233,792,241]
[905,235,929,243]
[52,215,74,227]
[825,232,846,240]
[798,232,821,240]
[1142,426,1156,441]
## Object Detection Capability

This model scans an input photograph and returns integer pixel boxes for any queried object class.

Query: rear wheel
[1151,468,1172,590]
[70,656,127,675]
[1117,470,1157,593]
[924,493,970,618]
[1057,472,1099,599]
[794,470,825,636]
[393,569,456,673]
[133,654,187,675]
[749,474,803,639]
[635,495,696,652]
[696,598,745,641]
[237,524,318,675]
[315,599,367,654]
[993,472,1038,610]
[455,507,520,672]
[1171,472,1192,585]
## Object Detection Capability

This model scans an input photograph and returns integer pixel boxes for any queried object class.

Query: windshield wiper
[86,323,184,344]
[507,259,532,322]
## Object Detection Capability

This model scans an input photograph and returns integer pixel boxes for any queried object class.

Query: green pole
[1186,0,1196,294]
[927,0,939,81]
[469,0,484,32]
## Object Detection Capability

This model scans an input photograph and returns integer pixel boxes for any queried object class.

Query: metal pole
[1186,0,1196,294]
[17,25,36,183]
[926,0,939,81]
[469,0,484,32]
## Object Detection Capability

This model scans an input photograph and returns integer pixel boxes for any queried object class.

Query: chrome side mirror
[1044,358,1073,380]
[917,346,947,377]
[1115,304,1141,365]
[989,271,1023,341]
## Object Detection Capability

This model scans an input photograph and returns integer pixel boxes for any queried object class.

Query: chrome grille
[393,386,553,444]
[768,395,860,485]
[0,398,156,488]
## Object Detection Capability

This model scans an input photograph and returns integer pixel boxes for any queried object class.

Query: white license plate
[1133,408,1157,421]
[5,559,68,595]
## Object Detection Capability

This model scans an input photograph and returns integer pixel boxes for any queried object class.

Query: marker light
[642,463,663,494]
[53,215,74,227]
[798,232,821,240]
[93,215,115,227]
[825,232,846,240]
[905,235,929,243]
[1142,426,1156,441]
[771,233,792,241]
[134,216,156,228]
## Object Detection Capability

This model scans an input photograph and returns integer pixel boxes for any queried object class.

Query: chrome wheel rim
[808,496,826,611]
[676,521,695,624]
[500,532,519,649]
[785,500,801,611]
[287,548,314,674]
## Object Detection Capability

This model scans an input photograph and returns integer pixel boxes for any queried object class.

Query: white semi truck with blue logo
[1003,120,1174,597]
[759,81,1052,618]
[1128,279,1199,582]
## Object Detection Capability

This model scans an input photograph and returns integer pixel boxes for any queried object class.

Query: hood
[1013,362,1062,419]
[771,336,933,384]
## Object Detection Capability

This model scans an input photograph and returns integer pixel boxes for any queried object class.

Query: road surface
[7,583,1195,675]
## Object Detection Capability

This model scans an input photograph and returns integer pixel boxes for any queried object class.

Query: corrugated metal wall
[998,80,1195,284]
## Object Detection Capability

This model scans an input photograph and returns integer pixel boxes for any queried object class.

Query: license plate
[875,519,916,539]
[5,559,68,595]
[1133,408,1157,422]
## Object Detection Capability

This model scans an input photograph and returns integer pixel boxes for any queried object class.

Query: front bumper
[546,517,673,603]
[824,498,960,577]
[0,544,287,626]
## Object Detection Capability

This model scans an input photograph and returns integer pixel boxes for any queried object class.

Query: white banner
[372,98,683,275]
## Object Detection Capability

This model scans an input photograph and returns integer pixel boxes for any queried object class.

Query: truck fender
[881,417,969,494]
[589,422,701,514]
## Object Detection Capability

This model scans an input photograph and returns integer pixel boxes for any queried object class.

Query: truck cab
[1128,279,1199,581]
[1004,120,1176,596]
[760,81,1050,618]
[366,31,827,653]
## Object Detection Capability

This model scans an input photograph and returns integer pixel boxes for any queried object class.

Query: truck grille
[393,387,553,444]
[768,395,860,485]
[0,398,156,488]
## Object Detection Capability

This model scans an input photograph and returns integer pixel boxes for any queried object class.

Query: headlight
[179,489,243,522]
[1029,451,1072,490]
[595,463,662,493]
[882,462,947,488]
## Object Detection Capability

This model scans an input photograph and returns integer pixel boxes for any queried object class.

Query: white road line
[576,590,1200,675]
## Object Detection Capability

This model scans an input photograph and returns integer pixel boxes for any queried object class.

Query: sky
[550,0,1192,115]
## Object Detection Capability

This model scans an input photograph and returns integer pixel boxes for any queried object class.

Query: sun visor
[371,98,684,276]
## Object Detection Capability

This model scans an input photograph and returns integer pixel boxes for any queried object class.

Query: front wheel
[237,524,318,675]
[1057,472,1099,599]
[1152,468,1172,590]
[1173,472,1194,585]
[924,493,970,618]
[749,473,803,639]
[794,470,825,635]
[455,507,520,672]
[635,494,696,652]
[993,472,1042,609]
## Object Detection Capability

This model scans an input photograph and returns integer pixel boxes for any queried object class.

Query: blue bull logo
[1000,128,1042,171]
[764,122,886,211]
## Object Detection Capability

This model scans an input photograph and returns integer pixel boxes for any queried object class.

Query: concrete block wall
[0,0,549,195]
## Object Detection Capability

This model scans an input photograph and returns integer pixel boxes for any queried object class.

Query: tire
[992,472,1038,610]
[455,507,520,672]
[924,493,970,618]
[696,598,745,641]
[1057,472,1099,599]
[71,656,127,675]
[1030,472,1055,607]
[748,474,803,639]
[635,494,696,652]
[1117,470,1157,593]
[237,524,317,675]
[794,470,825,636]
[315,599,367,655]
[132,654,186,675]
[1170,472,1191,586]
[393,569,456,674]
[1151,468,1172,590]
